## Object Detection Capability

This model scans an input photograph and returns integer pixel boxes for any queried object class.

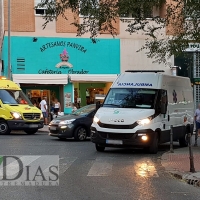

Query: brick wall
[4,0,35,32]
[56,9,79,33]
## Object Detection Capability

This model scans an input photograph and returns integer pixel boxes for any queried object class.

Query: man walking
[194,103,200,146]
[40,96,48,125]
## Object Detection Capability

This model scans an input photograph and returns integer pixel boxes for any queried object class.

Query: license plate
[29,124,38,128]
[50,126,57,130]
[106,139,123,145]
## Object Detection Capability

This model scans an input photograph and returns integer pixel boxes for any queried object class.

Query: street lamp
[7,0,11,80]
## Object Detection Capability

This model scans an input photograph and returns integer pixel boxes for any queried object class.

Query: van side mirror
[96,101,101,111]
[161,103,167,114]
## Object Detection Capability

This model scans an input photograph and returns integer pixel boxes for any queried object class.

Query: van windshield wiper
[103,104,120,107]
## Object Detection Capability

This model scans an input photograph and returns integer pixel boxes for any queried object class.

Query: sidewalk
[161,134,200,187]
[38,125,49,133]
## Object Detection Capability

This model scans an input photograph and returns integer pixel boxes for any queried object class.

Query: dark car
[49,104,96,141]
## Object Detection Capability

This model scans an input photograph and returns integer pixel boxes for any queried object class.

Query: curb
[169,171,200,187]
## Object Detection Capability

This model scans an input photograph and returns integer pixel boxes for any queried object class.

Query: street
[0,131,199,200]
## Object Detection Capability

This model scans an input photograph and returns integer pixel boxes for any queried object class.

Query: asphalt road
[0,131,199,200]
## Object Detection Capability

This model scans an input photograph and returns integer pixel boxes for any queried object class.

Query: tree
[36,0,200,66]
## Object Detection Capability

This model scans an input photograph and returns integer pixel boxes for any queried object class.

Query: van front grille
[98,132,134,139]
[23,113,40,120]
[98,122,138,129]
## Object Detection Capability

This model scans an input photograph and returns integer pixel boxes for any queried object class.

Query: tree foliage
[36,0,200,65]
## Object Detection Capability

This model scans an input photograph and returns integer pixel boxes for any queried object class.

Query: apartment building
[1,0,176,113]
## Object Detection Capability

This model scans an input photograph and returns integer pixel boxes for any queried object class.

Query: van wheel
[179,128,189,147]
[24,129,38,135]
[95,144,105,152]
[0,120,10,135]
[148,133,158,154]
[74,126,87,141]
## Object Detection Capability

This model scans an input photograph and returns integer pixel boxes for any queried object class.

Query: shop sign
[185,43,200,52]
[38,48,89,74]
[40,41,87,53]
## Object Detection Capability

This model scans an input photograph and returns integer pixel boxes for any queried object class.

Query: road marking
[134,159,159,178]
[59,157,77,174]
[87,157,113,176]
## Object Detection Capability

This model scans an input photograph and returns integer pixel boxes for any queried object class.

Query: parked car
[49,104,96,141]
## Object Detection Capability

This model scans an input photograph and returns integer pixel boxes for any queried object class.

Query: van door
[158,89,171,143]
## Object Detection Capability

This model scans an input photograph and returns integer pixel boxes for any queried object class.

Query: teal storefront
[2,36,120,114]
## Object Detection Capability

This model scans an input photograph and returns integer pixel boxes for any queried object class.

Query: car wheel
[24,129,38,135]
[148,132,158,154]
[179,128,189,147]
[95,144,105,152]
[0,120,10,135]
[74,126,87,141]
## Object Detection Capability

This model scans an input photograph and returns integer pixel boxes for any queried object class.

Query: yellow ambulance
[0,76,44,135]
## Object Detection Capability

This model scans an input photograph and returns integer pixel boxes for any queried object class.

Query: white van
[91,70,194,153]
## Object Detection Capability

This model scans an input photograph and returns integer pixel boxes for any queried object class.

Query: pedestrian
[50,100,55,121]
[77,101,81,109]
[54,98,61,115]
[194,103,200,146]
[72,103,77,113]
[40,96,48,125]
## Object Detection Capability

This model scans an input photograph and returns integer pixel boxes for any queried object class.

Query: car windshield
[73,104,95,116]
[103,88,157,109]
[0,89,33,105]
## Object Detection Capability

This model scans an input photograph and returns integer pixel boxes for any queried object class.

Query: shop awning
[69,74,118,82]
[12,74,68,84]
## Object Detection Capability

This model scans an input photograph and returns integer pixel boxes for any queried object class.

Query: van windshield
[103,88,157,109]
[0,90,33,105]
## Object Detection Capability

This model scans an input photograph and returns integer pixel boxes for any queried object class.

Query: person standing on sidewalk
[194,104,200,146]
[40,96,48,125]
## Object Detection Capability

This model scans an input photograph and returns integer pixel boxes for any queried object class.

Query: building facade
[1,0,174,114]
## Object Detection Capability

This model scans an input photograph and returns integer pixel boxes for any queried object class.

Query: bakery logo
[55,49,73,68]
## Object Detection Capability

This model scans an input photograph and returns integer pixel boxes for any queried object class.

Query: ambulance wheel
[95,144,105,152]
[148,133,158,154]
[25,129,38,135]
[179,128,189,147]
[0,120,10,135]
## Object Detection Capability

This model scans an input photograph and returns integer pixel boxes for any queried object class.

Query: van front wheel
[95,144,105,152]
[0,120,10,135]
[148,133,158,154]
[179,128,189,147]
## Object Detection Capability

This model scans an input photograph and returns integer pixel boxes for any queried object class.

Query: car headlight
[59,119,75,125]
[137,117,152,126]
[93,116,99,123]
[11,112,22,119]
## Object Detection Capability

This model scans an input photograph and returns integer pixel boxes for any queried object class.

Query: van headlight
[93,116,100,123]
[137,117,152,126]
[11,112,22,119]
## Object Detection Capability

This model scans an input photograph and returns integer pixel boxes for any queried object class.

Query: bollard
[188,133,196,173]
[170,125,174,153]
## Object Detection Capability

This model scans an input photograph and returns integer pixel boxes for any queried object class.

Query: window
[103,88,157,109]
[184,0,200,19]
[79,0,99,17]
[0,90,32,105]
[35,0,46,16]
[120,5,153,18]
